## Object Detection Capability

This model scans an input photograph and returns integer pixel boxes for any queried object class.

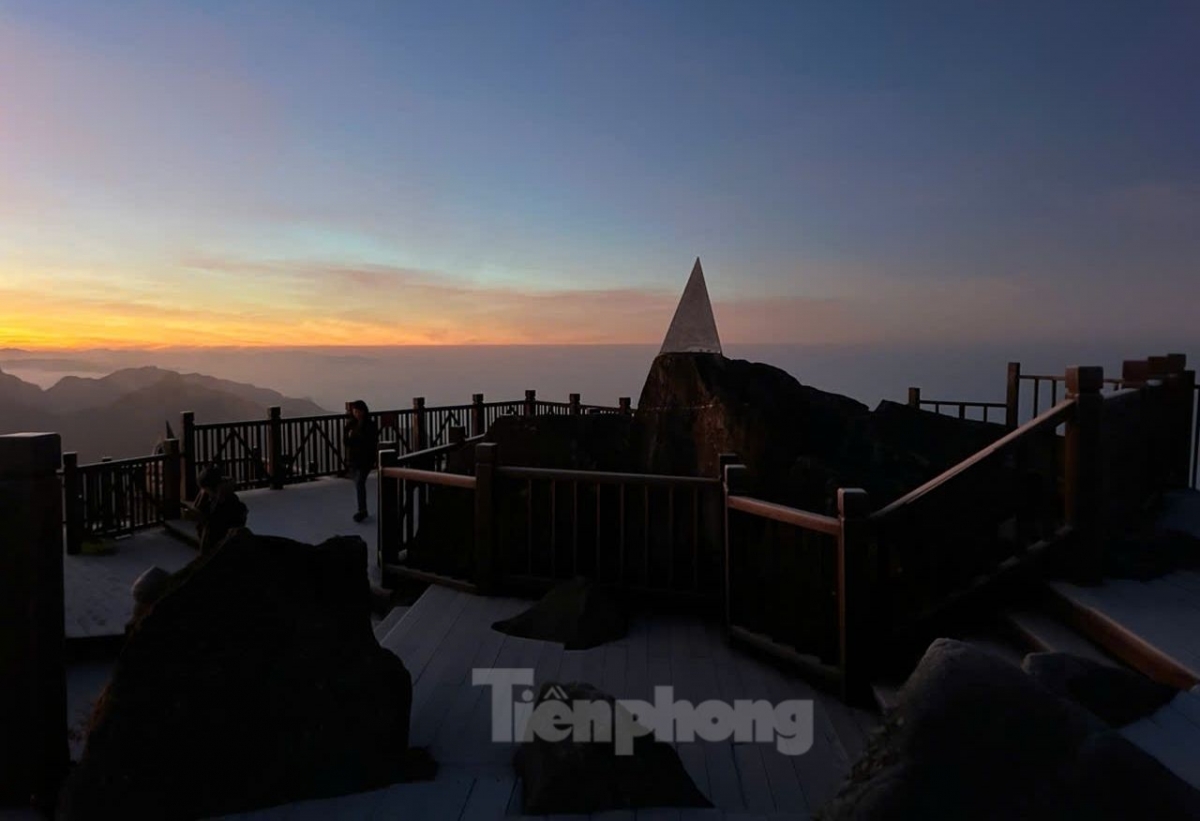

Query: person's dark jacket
[344,416,379,471]
[195,483,248,555]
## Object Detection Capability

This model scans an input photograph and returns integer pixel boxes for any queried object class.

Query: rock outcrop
[635,353,870,487]
[513,682,712,814]
[492,577,627,649]
[818,639,1200,820]
[59,531,418,820]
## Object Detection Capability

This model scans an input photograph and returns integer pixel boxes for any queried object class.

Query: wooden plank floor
[217,584,874,819]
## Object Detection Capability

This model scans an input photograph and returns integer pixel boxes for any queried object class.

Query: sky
[1,1,1197,349]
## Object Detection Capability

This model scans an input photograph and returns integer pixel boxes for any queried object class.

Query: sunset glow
[1,2,1197,350]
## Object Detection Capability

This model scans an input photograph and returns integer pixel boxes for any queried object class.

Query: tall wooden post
[62,452,83,555]
[266,406,284,490]
[619,397,632,416]
[1005,362,1021,429]
[471,393,485,438]
[411,397,427,453]
[377,449,399,580]
[524,389,536,417]
[474,443,499,591]
[1166,355,1192,489]
[837,488,871,704]
[907,387,921,408]
[569,393,581,416]
[1065,366,1104,581]
[449,426,466,449]
[161,438,182,520]
[722,462,749,630]
[1122,359,1150,387]
[0,433,69,808]
[181,410,197,502]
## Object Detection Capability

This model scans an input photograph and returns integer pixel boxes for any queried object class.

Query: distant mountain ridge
[0,366,330,462]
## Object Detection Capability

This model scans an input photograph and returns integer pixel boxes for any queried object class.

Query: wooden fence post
[377,449,399,579]
[474,443,499,591]
[524,389,536,417]
[838,487,872,704]
[161,438,182,520]
[62,452,83,555]
[0,433,69,808]
[267,406,284,490]
[181,410,197,502]
[449,425,466,448]
[1167,354,1192,489]
[569,393,581,415]
[471,393,485,438]
[907,387,921,408]
[619,397,632,416]
[723,462,750,630]
[1122,359,1150,388]
[1065,366,1104,581]
[1005,362,1021,429]
[412,397,426,453]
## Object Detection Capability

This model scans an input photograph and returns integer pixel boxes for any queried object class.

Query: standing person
[344,399,378,522]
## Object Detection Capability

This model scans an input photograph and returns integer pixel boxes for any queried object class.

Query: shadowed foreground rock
[492,577,627,649]
[58,531,418,821]
[818,639,1200,820]
[514,682,712,814]
[1023,651,1177,727]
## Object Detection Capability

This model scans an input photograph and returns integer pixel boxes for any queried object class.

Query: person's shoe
[353,511,367,523]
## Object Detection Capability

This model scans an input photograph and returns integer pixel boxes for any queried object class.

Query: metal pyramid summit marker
[659,258,722,355]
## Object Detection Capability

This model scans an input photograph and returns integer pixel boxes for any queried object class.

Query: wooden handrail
[496,465,720,488]
[873,398,1077,520]
[76,452,169,470]
[379,466,477,489]
[918,399,1006,409]
[727,495,841,536]
[389,434,484,466]
[1021,373,1125,386]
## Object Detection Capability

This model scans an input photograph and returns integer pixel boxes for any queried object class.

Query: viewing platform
[8,346,1200,818]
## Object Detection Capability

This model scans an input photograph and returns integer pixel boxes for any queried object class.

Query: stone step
[1001,607,1118,667]
[373,605,409,643]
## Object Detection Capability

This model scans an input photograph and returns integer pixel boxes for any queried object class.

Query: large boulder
[58,531,418,820]
[818,639,1200,820]
[513,682,712,813]
[635,353,869,491]
[492,577,627,649]
[1022,651,1177,727]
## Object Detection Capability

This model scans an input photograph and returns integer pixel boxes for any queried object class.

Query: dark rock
[513,682,712,814]
[492,577,627,650]
[1022,652,1177,726]
[1064,731,1200,820]
[635,353,869,490]
[129,566,171,624]
[819,638,1102,820]
[58,530,419,821]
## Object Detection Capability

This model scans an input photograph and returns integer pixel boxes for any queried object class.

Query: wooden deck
[215,584,876,820]
[65,476,379,639]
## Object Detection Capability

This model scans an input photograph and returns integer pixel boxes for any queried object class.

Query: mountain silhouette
[0,367,329,462]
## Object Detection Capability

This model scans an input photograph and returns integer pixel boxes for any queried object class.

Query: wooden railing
[378,441,723,600]
[909,355,1197,490]
[61,440,182,554]
[723,460,867,693]
[180,391,633,498]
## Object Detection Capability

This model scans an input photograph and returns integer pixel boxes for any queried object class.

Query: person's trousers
[354,467,371,514]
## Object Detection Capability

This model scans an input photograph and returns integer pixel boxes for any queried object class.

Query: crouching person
[190,466,249,555]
